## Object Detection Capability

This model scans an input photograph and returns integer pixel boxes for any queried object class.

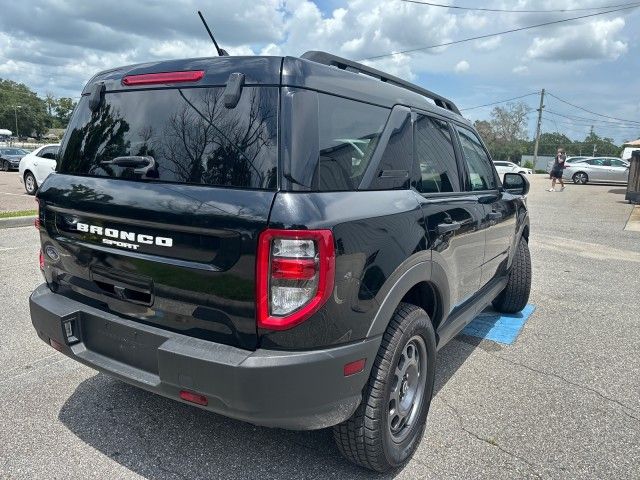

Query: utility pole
[533,88,545,167]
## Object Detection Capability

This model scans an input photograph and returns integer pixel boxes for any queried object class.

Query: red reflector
[179,390,208,406]
[122,70,205,86]
[35,198,40,229]
[50,338,65,352]
[271,257,317,280]
[344,358,366,377]
[39,250,44,271]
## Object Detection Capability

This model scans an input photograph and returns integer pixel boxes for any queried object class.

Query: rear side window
[314,94,388,191]
[455,126,497,191]
[414,115,459,194]
[58,87,278,189]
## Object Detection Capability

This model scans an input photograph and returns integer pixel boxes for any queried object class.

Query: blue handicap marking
[461,304,536,345]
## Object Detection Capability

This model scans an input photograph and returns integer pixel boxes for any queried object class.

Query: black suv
[30,51,531,472]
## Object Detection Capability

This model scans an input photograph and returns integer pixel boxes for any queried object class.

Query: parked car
[563,157,629,184]
[18,144,60,195]
[0,147,28,171]
[30,51,531,472]
[545,156,590,173]
[493,161,532,176]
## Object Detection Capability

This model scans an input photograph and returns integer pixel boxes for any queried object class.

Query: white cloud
[454,60,470,73]
[474,36,502,51]
[512,65,529,75]
[526,18,628,62]
[363,53,416,81]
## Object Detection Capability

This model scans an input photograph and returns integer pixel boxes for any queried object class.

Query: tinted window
[315,94,388,191]
[456,126,497,191]
[1,148,23,155]
[38,147,57,159]
[369,111,413,190]
[611,159,627,167]
[414,115,459,193]
[586,159,603,166]
[59,87,278,189]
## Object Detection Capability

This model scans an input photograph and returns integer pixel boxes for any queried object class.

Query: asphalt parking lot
[1,175,638,479]
[0,171,34,213]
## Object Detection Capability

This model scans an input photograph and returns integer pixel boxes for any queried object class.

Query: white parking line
[0,192,27,196]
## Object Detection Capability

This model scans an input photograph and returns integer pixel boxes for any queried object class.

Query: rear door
[37,83,279,350]
[412,113,485,309]
[34,146,58,184]
[453,125,516,287]
[608,159,629,183]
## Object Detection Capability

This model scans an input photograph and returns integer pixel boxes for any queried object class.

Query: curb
[0,215,36,229]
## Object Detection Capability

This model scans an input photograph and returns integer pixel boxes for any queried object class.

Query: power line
[460,92,538,111]
[400,0,640,13]
[360,4,640,61]
[542,116,639,131]
[545,109,640,128]
[546,92,640,125]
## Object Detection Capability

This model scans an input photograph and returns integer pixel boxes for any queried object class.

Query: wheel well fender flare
[366,260,451,338]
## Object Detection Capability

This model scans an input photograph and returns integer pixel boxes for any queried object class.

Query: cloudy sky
[1,0,639,143]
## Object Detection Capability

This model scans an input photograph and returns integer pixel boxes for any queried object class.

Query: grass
[0,209,37,219]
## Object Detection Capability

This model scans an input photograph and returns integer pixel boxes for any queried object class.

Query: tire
[24,171,38,195]
[333,303,436,472]
[572,172,588,184]
[492,239,531,313]
[1,160,8,172]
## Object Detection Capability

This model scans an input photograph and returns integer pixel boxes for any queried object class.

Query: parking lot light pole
[13,105,22,139]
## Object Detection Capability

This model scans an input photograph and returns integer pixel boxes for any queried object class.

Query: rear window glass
[314,94,388,191]
[58,87,278,189]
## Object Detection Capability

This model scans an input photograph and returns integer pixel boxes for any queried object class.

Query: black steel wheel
[334,303,436,472]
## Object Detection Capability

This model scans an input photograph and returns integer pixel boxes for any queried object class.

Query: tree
[54,97,77,126]
[534,132,573,156]
[490,102,531,143]
[0,79,49,137]
[474,102,531,162]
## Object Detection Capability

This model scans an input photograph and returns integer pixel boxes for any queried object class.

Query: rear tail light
[122,70,205,86]
[39,249,44,271]
[256,229,335,330]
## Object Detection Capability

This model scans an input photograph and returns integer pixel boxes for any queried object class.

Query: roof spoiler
[301,51,461,115]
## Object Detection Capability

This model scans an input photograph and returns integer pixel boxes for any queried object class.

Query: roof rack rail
[301,51,461,115]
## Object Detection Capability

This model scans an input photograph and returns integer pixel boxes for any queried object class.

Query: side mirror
[503,172,529,196]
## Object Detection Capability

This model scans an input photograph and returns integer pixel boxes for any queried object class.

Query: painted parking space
[462,304,536,345]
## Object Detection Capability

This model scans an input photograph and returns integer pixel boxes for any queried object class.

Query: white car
[493,161,532,176]
[18,144,60,195]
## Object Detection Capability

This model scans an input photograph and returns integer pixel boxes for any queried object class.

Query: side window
[414,115,460,193]
[455,126,497,191]
[39,147,56,160]
[611,159,626,167]
[369,111,413,190]
[315,94,388,191]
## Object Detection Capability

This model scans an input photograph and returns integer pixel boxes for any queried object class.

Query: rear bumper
[30,284,380,430]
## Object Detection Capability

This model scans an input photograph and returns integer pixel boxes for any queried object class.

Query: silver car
[563,157,629,185]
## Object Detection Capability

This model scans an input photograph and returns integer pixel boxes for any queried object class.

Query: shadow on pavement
[608,188,627,195]
[57,331,490,479]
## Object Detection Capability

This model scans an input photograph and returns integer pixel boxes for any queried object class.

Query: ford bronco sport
[30,51,531,472]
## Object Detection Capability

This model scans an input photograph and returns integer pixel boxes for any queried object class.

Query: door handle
[437,221,462,235]
[488,211,502,220]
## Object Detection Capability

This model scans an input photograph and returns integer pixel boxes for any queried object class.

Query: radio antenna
[197,10,228,56]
